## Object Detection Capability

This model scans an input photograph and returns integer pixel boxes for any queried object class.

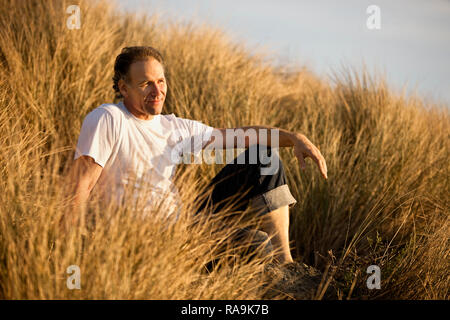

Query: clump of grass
[0,0,448,299]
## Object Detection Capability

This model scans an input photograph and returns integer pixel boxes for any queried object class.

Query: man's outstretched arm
[204,126,328,180]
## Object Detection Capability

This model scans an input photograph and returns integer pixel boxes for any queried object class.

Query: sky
[117,0,450,107]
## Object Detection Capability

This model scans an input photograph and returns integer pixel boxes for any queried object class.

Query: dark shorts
[195,144,297,266]
[196,144,297,218]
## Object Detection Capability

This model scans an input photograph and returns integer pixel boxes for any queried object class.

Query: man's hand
[292,134,328,180]
[205,127,328,179]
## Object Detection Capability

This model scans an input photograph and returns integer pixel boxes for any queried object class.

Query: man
[68,46,328,265]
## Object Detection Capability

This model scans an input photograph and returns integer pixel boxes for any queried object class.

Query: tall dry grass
[0,0,448,299]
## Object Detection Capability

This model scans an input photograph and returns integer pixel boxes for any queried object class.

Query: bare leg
[259,205,294,264]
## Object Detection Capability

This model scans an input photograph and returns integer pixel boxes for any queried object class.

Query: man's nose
[148,82,160,97]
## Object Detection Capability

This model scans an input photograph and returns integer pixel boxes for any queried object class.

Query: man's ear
[118,79,129,98]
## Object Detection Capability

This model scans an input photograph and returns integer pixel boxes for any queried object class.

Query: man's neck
[122,100,155,121]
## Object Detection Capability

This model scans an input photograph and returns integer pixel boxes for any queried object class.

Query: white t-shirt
[74,101,214,220]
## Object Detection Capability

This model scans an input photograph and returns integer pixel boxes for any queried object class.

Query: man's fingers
[313,151,328,180]
[298,154,307,170]
[319,157,328,179]
[323,159,328,176]
[294,140,327,178]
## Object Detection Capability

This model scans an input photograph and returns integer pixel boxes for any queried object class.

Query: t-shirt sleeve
[181,118,214,151]
[74,108,117,167]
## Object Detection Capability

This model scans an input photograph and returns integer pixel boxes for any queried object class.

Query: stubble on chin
[144,103,163,115]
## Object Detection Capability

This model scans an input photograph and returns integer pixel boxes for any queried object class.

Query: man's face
[119,58,167,119]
